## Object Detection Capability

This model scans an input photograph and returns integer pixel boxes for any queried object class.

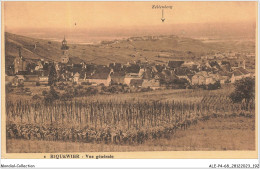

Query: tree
[229,77,255,109]
[26,62,36,73]
[207,81,221,90]
[44,86,59,103]
[48,64,57,86]
[6,83,13,94]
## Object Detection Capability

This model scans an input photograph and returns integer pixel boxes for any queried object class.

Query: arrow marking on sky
[161,9,165,22]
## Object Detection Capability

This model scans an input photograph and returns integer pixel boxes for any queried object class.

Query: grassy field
[72,84,235,103]
[6,116,255,153]
[6,85,50,102]
[6,84,234,103]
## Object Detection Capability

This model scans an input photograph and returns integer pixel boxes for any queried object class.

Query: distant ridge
[4,32,255,68]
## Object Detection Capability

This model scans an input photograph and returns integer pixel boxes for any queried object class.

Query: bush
[101,86,107,92]
[65,88,74,96]
[60,93,73,101]
[57,82,66,90]
[81,82,91,85]
[25,88,31,92]
[200,84,206,90]
[207,81,221,90]
[58,85,65,90]
[85,87,98,95]
[42,90,48,96]
[74,88,79,96]
[140,87,152,92]
[77,85,83,90]
[18,83,24,87]
[111,81,119,86]
[32,94,41,100]
[108,86,118,93]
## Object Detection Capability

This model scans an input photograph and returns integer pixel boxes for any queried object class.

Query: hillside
[4,32,255,67]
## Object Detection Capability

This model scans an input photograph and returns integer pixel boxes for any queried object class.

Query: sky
[2,1,257,31]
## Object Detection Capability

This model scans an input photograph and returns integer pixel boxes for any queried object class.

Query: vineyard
[6,95,254,145]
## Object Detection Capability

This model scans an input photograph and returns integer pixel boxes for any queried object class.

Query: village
[5,36,255,98]
[3,1,257,158]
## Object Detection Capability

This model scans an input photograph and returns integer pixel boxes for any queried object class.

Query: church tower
[61,36,69,63]
[14,47,27,74]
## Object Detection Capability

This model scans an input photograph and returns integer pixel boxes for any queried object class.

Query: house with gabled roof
[123,64,144,85]
[220,64,232,72]
[174,67,193,83]
[38,73,49,85]
[86,72,111,86]
[192,71,218,85]
[167,61,184,69]
[208,61,221,70]
[124,73,141,85]
[73,72,80,84]
[12,75,25,86]
[217,71,232,84]
[130,79,143,88]
[125,64,140,74]
[142,79,160,89]
[24,75,39,86]
[181,61,197,68]
[109,62,123,72]
[71,64,83,74]
[140,67,160,89]
[142,67,154,80]
[35,60,44,71]
[110,71,125,84]
[5,75,15,86]
[155,69,177,86]
[230,67,251,83]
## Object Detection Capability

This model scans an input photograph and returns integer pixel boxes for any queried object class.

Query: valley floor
[6,116,255,153]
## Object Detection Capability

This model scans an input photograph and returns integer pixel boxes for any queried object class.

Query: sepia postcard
[1,1,258,160]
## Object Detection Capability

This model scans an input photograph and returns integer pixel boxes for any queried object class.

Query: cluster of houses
[201,52,255,60]
[5,37,253,90]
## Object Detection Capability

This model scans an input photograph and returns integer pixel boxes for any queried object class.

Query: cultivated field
[5,85,255,152]
[6,116,255,153]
